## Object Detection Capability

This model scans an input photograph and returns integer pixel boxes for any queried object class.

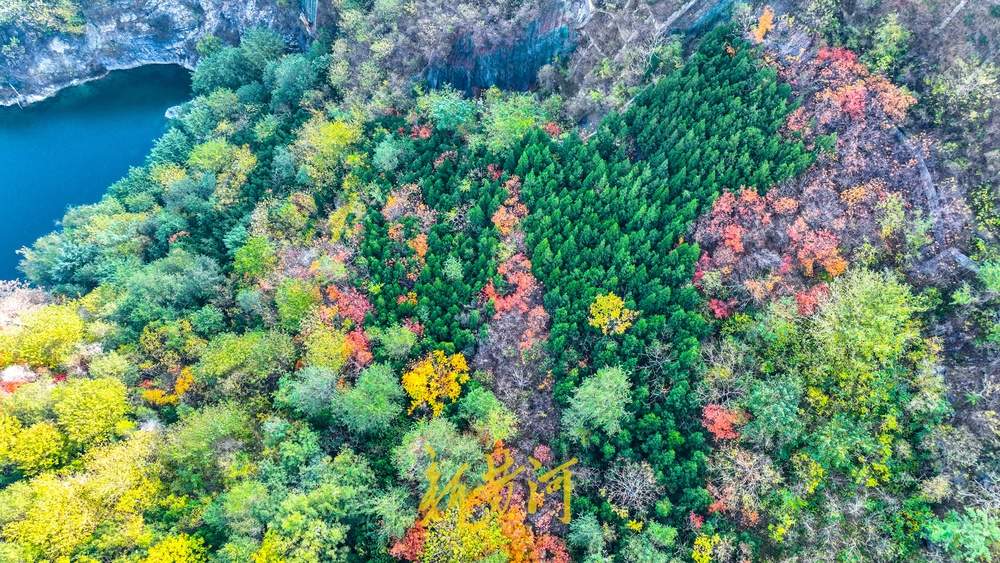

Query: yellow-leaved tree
[292,116,362,185]
[143,534,207,563]
[752,6,775,44]
[588,292,638,336]
[0,377,131,476]
[402,350,469,416]
[0,302,85,369]
[52,377,131,448]
[0,432,161,561]
[187,139,257,207]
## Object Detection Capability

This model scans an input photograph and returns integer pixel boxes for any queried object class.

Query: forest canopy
[1,1,998,562]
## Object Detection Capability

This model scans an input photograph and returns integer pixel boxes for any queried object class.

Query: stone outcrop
[1,0,304,106]
[0,0,721,109]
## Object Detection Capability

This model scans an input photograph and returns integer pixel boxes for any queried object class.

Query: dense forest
[1,1,998,562]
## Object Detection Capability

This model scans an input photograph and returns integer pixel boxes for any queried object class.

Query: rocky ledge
[0,0,305,107]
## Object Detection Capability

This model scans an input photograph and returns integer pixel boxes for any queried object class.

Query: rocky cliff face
[425,5,579,94]
[0,0,719,109]
[0,0,304,106]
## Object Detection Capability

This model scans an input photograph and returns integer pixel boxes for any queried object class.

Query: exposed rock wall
[0,0,304,106]
[425,12,576,94]
[422,0,723,109]
[0,0,721,109]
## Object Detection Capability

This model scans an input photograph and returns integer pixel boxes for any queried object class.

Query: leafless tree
[603,460,661,515]
[706,445,782,526]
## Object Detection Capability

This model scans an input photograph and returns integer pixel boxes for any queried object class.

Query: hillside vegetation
[1,2,998,562]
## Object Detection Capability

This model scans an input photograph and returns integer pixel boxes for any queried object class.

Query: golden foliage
[587,292,639,336]
[327,190,365,243]
[408,234,429,261]
[0,432,160,560]
[293,116,362,185]
[140,388,178,407]
[303,325,350,372]
[4,421,65,475]
[0,408,22,460]
[420,507,509,563]
[215,145,257,206]
[752,6,775,44]
[52,377,130,447]
[692,533,720,563]
[402,351,470,416]
[150,164,188,189]
[143,534,207,563]
[0,302,85,369]
[187,140,257,207]
[174,367,195,396]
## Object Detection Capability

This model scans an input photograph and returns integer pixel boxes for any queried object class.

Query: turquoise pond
[0,64,192,280]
